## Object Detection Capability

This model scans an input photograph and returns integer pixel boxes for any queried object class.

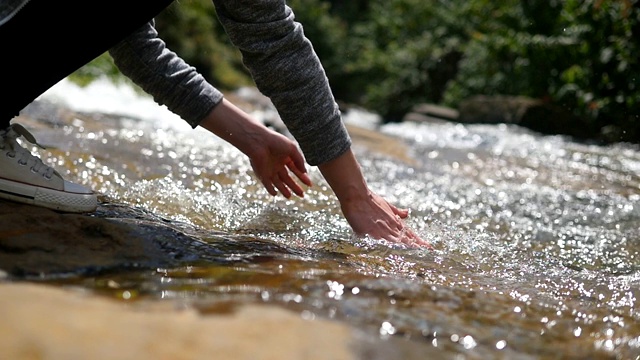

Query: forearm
[109,21,222,128]
[198,99,269,158]
[212,0,351,166]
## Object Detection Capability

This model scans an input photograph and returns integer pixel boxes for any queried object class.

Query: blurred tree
[154,0,252,90]
[70,0,639,143]
[445,0,639,142]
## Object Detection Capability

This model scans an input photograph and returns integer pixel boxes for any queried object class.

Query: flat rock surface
[0,201,177,276]
[0,282,355,360]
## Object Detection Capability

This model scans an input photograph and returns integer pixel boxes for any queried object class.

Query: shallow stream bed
[9,80,640,359]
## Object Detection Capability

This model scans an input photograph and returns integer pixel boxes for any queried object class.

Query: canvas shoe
[0,123,97,213]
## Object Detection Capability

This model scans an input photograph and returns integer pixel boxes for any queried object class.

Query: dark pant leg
[0,0,175,127]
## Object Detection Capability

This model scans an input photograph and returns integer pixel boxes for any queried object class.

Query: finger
[392,214,405,231]
[286,159,312,187]
[387,213,431,249]
[392,212,432,248]
[402,227,433,249]
[407,230,431,249]
[252,161,278,196]
[394,222,417,248]
[273,175,292,199]
[288,150,312,187]
[392,206,409,219]
[373,218,401,242]
[261,178,278,196]
[295,168,313,187]
[395,226,418,247]
[279,170,305,197]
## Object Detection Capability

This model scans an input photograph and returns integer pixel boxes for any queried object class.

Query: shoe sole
[0,178,97,213]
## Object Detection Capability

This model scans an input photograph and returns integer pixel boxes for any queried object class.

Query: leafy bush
[68,53,129,87]
[154,0,252,90]
[294,0,639,141]
[444,0,640,142]
[293,0,467,121]
[70,0,640,143]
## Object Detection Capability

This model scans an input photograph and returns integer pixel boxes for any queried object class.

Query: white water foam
[38,77,191,132]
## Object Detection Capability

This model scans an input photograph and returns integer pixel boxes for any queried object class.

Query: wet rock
[0,200,190,277]
[458,95,540,125]
[0,196,285,278]
[346,124,417,165]
[0,198,311,278]
[457,95,593,139]
[408,103,459,122]
[0,194,436,359]
[402,112,450,125]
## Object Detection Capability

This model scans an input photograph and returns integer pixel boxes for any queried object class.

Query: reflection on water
[23,83,640,358]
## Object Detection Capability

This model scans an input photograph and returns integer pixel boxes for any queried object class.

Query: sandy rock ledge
[0,282,356,360]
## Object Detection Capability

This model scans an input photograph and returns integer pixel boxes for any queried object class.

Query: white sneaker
[0,123,97,213]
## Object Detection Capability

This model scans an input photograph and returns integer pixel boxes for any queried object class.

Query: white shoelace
[1,124,56,180]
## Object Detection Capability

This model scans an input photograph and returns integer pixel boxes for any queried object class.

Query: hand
[340,190,431,248]
[319,149,431,248]
[199,99,312,198]
[247,131,312,198]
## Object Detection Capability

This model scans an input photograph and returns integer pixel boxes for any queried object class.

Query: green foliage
[286,0,347,76]
[71,0,639,143]
[69,0,251,91]
[68,53,131,88]
[154,0,251,90]
[444,0,639,142]
[291,0,467,120]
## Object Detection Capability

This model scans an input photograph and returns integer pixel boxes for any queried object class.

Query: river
[23,78,640,359]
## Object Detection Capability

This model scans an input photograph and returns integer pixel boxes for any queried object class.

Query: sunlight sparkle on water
[33,79,640,359]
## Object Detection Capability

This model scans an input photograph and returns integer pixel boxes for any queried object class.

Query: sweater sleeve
[108,21,223,128]
[212,0,352,166]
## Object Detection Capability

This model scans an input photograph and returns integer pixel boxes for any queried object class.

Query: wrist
[318,149,370,203]
[199,98,268,156]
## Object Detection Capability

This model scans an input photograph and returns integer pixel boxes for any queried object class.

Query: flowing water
[19,80,640,359]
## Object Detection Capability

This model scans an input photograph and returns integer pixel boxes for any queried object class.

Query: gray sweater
[0,0,25,26]
[109,0,351,166]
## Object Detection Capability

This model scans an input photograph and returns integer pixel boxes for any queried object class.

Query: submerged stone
[0,198,261,277]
